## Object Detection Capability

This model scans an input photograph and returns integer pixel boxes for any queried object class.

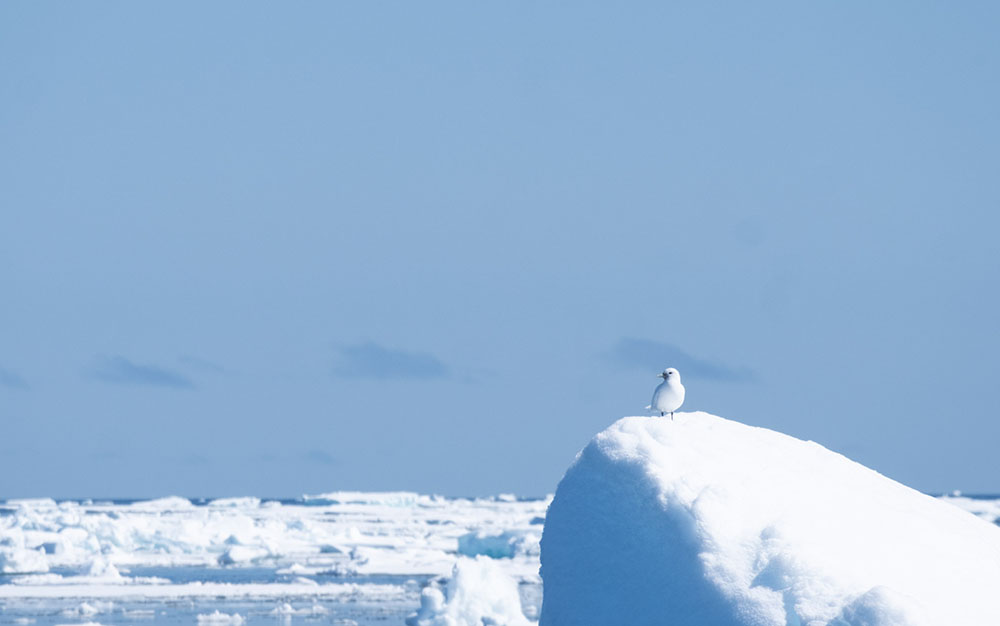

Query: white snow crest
[269,602,328,616]
[196,611,245,625]
[406,557,535,626]
[539,412,1000,626]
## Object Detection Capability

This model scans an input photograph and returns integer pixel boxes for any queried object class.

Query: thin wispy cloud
[0,367,28,390]
[606,338,754,383]
[182,453,212,466]
[89,355,196,389]
[304,449,337,466]
[333,341,450,380]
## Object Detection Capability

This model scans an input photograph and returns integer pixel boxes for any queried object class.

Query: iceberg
[539,413,1000,625]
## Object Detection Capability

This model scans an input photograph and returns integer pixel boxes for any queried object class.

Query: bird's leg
[670,412,674,420]
[660,411,665,417]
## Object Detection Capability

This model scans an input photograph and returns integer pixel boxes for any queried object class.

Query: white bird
[647,368,685,419]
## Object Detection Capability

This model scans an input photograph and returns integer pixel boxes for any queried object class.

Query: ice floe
[60,600,114,617]
[269,601,329,616]
[196,610,245,625]
[0,581,411,601]
[406,557,534,626]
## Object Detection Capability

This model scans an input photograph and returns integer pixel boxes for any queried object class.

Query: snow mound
[539,413,1000,626]
[406,557,534,626]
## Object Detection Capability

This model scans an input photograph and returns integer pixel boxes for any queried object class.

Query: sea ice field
[2,490,998,626]
[0,492,547,626]
[3,418,1000,625]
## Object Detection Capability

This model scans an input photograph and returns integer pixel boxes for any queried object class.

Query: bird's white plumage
[649,368,685,417]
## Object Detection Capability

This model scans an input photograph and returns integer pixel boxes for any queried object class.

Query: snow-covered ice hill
[540,412,1000,626]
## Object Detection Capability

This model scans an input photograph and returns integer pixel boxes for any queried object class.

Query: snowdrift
[539,413,1000,626]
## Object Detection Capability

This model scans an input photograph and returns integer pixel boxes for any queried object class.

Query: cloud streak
[90,356,195,389]
[333,341,449,380]
[304,449,337,466]
[0,367,28,389]
[606,338,754,382]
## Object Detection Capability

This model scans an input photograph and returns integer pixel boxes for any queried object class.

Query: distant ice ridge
[0,580,409,601]
[457,530,540,559]
[539,413,1000,626]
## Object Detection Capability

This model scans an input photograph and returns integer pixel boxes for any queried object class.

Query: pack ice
[539,413,1000,626]
[0,491,545,614]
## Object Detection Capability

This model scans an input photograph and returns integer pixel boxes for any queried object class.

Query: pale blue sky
[2,2,999,498]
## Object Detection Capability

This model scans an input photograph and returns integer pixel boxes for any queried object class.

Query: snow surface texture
[540,413,1000,626]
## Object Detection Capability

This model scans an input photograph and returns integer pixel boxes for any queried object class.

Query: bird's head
[658,368,681,382]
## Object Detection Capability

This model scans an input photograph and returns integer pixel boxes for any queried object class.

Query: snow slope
[539,413,1000,626]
